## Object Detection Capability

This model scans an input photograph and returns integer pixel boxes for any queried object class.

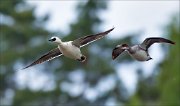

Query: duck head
[115,44,129,50]
[112,43,130,60]
[122,44,129,49]
[49,36,62,44]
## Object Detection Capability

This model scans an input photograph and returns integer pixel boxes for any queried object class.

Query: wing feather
[72,27,114,48]
[140,37,175,50]
[22,47,62,69]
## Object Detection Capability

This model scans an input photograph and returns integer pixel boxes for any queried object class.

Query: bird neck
[127,47,134,54]
[56,39,63,45]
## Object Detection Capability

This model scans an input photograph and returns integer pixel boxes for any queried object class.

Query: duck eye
[52,38,56,41]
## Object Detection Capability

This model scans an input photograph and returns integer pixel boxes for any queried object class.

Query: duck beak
[48,39,53,42]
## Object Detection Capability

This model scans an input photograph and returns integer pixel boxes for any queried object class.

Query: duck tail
[77,55,86,62]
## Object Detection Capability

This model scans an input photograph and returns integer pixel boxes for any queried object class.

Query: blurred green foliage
[157,15,180,106]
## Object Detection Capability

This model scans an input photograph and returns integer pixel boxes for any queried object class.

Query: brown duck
[112,37,175,61]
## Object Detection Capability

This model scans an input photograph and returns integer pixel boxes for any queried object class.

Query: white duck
[23,28,114,69]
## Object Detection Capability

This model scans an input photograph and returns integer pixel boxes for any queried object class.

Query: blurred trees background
[0,0,50,105]
[0,0,179,106]
[126,15,180,106]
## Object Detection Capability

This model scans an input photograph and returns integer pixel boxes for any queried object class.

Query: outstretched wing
[140,37,175,50]
[112,46,126,60]
[22,47,62,69]
[72,27,114,48]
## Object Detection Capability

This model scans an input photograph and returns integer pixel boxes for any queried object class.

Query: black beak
[48,39,53,42]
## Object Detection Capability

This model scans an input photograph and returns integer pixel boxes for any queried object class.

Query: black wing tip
[104,27,115,34]
[101,27,114,36]
[112,52,116,60]
[112,48,118,60]
[109,27,115,31]
[112,51,117,60]
[21,61,39,70]
[161,38,175,45]
[145,37,175,44]
[21,65,32,70]
[112,56,116,60]
[170,41,175,45]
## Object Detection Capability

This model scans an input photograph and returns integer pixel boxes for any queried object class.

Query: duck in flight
[112,37,175,61]
[23,27,114,69]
